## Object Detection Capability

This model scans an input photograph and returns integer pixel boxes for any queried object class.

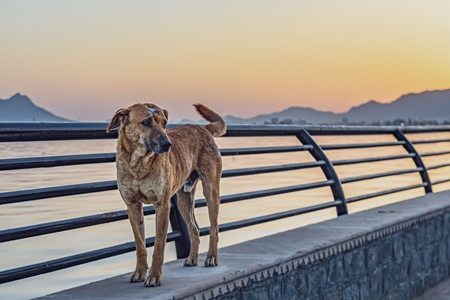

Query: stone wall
[216,209,450,300]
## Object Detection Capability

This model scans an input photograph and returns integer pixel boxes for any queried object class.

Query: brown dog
[106,103,226,287]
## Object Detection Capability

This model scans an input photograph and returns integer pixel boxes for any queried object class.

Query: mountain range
[0,93,70,122]
[1,89,449,124]
[224,89,450,124]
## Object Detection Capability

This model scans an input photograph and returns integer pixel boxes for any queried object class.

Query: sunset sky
[1,1,450,122]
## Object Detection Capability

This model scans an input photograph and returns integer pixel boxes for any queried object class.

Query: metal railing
[1,123,450,284]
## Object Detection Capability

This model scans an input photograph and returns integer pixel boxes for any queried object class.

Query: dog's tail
[194,104,227,137]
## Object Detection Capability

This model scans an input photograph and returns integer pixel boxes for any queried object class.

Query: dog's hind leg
[177,180,200,266]
[201,176,220,267]
[127,201,148,282]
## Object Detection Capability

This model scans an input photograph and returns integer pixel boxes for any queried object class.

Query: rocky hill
[0,93,70,122]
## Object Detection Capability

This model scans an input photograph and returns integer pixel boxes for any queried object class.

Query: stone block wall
[216,210,450,300]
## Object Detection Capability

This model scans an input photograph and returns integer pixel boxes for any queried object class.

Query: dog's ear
[162,109,169,121]
[106,108,130,133]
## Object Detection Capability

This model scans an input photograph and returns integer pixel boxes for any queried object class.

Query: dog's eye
[141,121,152,128]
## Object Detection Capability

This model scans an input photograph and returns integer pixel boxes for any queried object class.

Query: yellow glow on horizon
[1,1,450,121]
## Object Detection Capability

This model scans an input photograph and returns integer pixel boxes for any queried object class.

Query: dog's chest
[117,171,164,205]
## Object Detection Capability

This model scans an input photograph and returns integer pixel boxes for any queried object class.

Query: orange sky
[1,1,449,122]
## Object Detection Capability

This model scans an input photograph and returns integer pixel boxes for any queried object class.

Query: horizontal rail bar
[346,183,427,203]
[2,123,450,141]
[0,179,334,241]
[0,153,116,171]
[194,180,335,208]
[212,125,450,136]
[411,138,450,145]
[0,206,156,243]
[421,150,450,157]
[0,231,182,284]
[1,145,434,172]
[321,141,405,150]
[0,181,117,205]
[331,153,415,166]
[199,201,342,236]
[341,168,423,184]
[0,181,332,243]
[0,160,328,206]
[395,127,450,134]
[0,123,118,142]
[221,161,325,178]
[220,145,312,156]
[0,198,341,283]
[431,178,450,186]
[0,146,314,172]
[427,163,450,170]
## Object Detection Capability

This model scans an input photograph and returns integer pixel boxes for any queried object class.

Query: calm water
[1,133,450,299]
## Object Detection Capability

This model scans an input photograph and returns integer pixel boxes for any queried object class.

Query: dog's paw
[204,254,218,267]
[128,268,147,282]
[144,274,162,287]
[183,257,198,267]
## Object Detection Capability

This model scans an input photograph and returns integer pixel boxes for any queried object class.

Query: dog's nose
[159,139,172,153]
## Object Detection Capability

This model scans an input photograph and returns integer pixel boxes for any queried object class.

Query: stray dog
[106,103,226,287]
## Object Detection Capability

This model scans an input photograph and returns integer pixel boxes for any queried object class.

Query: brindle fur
[106,103,226,287]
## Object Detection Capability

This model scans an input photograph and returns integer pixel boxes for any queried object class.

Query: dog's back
[162,104,225,194]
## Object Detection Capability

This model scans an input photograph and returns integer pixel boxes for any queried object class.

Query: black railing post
[297,129,348,216]
[168,194,191,259]
[394,129,433,194]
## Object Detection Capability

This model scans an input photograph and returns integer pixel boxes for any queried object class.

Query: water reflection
[1,133,449,299]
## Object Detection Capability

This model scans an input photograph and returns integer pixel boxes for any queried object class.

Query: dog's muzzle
[148,136,172,154]
[157,139,172,154]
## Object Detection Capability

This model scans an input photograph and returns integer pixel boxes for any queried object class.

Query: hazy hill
[225,89,450,124]
[0,93,70,122]
[225,106,339,124]
[343,90,450,122]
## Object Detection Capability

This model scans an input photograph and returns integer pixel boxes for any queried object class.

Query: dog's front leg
[127,201,148,282]
[145,199,170,287]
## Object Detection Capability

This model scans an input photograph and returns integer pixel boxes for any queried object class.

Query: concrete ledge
[37,190,450,299]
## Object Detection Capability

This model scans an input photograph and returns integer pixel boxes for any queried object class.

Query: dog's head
[106,103,172,154]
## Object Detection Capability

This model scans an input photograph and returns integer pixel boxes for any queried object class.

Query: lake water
[1,133,450,299]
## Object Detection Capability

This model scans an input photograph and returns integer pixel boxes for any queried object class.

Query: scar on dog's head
[106,104,169,133]
[107,103,171,154]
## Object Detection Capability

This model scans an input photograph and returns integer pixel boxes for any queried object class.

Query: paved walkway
[416,278,450,300]
[35,192,450,300]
